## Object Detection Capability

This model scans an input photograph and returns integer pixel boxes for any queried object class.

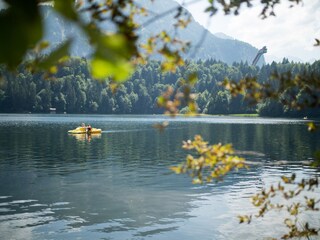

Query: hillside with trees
[1,58,318,117]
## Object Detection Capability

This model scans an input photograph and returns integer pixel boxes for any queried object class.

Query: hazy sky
[0,0,318,63]
[176,0,320,63]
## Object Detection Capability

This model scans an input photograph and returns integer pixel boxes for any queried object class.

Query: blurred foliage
[216,11,320,240]
[220,37,320,118]
[157,72,198,116]
[312,151,320,168]
[0,0,311,118]
[223,69,320,111]
[0,0,189,82]
[0,0,42,68]
[171,135,246,184]
[204,0,303,18]
[239,174,319,239]
[0,0,319,239]
[0,0,307,82]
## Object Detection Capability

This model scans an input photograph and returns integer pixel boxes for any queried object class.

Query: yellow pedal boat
[68,126,102,134]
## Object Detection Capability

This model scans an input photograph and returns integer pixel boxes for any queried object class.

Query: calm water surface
[0,114,319,240]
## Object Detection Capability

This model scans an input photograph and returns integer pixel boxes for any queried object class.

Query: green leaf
[157,96,166,106]
[281,176,291,184]
[86,30,136,82]
[54,0,78,21]
[87,28,135,61]
[0,0,42,68]
[170,166,183,174]
[192,178,203,184]
[90,57,133,82]
[307,122,316,132]
[36,41,50,52]
[38,40,71,70]
[187,72,198,85]
[311,151,320,167]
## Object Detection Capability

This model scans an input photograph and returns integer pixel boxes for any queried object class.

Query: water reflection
[69,133,102,142]
[0,114,319,240]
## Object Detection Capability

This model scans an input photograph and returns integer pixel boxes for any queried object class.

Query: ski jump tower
[252,46,267,66]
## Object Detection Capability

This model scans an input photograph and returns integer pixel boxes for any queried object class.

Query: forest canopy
[1,57,319,118]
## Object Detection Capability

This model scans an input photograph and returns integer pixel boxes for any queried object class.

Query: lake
[0,114,319,240]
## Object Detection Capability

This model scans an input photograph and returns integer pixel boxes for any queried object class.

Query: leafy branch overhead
[0,0,194,82]
[239,174,319,239]
[1,1,320,240]
[0,0,308,83]
[157,72,198,116]
[204,0,303,18]
[0,0,42,68]
[171,135,246,184]
[223,69,320,111]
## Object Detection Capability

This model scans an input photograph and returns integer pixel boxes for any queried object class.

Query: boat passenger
[86,124,92,133]
[81,123,85,127]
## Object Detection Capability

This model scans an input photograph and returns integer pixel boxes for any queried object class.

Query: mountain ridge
[41,0,264,65]
[137,0,264,65]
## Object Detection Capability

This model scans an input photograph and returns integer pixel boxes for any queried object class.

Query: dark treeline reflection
[0,117,199,234]
[1,116,319,170]
[198,123,320,162]
[1,115,318,175]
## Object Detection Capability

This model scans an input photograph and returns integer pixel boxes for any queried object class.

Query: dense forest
[0,58,319,117]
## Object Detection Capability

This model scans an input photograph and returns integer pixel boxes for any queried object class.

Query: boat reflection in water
[68,125,102,142]
[68,126,102,134]
[69,132,102,142]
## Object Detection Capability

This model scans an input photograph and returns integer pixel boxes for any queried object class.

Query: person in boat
[86,124,92,134]
[81,123,85,128]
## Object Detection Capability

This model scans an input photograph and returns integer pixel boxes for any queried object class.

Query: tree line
[0,57,319,117]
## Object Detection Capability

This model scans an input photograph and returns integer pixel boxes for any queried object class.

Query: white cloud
[176,0,320,62]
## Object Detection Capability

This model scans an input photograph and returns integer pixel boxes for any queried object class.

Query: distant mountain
[138,0,264,65]
[41,6,92,57]
[214,32,234,40]
[41,0,265,65]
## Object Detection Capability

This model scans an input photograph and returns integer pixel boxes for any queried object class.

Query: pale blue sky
[176,0,320,63]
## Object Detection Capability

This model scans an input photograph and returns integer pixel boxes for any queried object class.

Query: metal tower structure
[252,46,267,66]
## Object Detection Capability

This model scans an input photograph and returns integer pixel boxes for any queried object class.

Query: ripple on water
[0,115,319,240]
